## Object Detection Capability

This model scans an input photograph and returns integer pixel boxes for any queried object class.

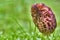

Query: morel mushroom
[31,3,57,35]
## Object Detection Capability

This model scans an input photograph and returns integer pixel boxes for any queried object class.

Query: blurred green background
[0,0,60,40]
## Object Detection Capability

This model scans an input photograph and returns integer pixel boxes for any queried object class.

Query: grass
[0,0,60,40]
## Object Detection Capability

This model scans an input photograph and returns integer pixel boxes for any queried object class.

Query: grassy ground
[0,0,60,40]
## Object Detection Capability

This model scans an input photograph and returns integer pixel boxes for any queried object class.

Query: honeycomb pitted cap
[31,3,57,35]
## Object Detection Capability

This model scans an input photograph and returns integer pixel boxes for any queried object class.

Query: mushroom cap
[31,3,57,35]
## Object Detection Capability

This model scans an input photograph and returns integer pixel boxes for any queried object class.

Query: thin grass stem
[47,35,50,40]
